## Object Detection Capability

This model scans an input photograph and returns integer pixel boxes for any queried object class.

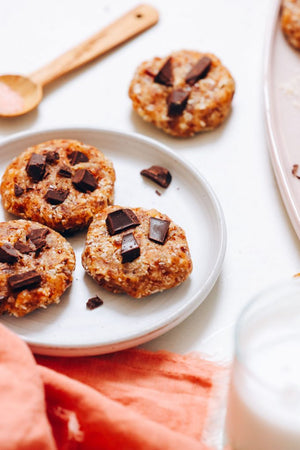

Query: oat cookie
[0,139,115,233]
[129,50,235,137]
[281,0,300,49]
[0,219,75,317]
[82,205,193,298]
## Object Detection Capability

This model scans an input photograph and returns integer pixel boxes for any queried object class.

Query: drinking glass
[225,278,300,450]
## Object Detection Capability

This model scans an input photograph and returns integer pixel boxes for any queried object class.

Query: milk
[226,336,300,450]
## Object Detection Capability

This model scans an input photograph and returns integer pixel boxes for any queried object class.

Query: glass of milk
[226,278,300,450]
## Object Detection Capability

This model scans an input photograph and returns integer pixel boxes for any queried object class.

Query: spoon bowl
[0,4,158,118]
[0,75,42,117]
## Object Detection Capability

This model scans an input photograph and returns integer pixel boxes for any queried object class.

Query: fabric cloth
[0,324,227,449]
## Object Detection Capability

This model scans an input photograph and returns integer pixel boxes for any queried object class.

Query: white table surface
[1,0,299,362]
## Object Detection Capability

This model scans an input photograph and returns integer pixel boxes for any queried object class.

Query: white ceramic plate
[265,0,300,239]
[0,127,226,356]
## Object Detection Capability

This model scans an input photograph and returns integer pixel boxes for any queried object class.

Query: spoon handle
[30,4,159,87]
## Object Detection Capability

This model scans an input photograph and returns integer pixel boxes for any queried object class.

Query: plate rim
[0,126,227,356]
[263,0,300,240]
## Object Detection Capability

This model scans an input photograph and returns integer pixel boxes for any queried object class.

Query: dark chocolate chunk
[14,184,24,197]
[27,228,49,253]
[45,151,59,164]
[0,295,7,303]
[58,165,72,178]
[26,153,46,182]
[86,295,104,310]
[185,56,212,86]
[140,165,172,188]
[106,209,140,236]
[0,243,19,264]
[14,240,32,254]
[149,217,170,244]
[167,89,190,117]
[154,57,173,86]
[45,188,69,205]
[67,151,89,166]
[8,270,42,291]
[121,233,140,263]
[72,169,97,193]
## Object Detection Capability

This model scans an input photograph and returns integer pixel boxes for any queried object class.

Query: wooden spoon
[0,4,158,118]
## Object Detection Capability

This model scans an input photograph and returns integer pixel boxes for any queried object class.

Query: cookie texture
[82,205,193,298]
[129,50,235,137]
[0,139,115,233]
[281,0,300,49]
[0,219,75,317]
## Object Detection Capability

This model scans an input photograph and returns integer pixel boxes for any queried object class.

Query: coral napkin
[0,324,227,450]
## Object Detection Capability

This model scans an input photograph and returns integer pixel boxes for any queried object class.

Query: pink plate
[264,0,300,239]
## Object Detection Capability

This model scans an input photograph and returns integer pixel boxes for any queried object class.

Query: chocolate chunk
[86,295,104,310]
[0,243,19,264]
[14,240,32,254]
[26,153,46,182]
[140,165,172,188]
[45,151,59,164]
[58,165,72,178]
[72,169,97,193]
[27,228,49,253]
[0,295,7,303]
[68,151,89,165]
[149,217,170,244]
[8,270,42,291]
[14,184,24,197]
[45,188,69,205]
[121,233,140,263]
[154,57,173,86]
[106,209,140,236]
[185,56,212,86]
[167,89,190,117]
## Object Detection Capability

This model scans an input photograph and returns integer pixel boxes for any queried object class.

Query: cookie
[0,139,115,233]
[281,0,300,49]
[129,50,235,137]
[0,219,75,317]
[81,205,193,298]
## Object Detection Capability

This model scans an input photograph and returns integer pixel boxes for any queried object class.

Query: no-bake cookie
[281,0,300,49]
[0,139,115,233]
[0,219,75,317]
[129,50,235,137]
[81,205,193,298]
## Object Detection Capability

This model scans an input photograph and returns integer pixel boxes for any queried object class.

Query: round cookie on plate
[0,219,75,317]
[129,49,235,137]
[281,0,300,49]
[82,205,193,298]
[0,139,115,233]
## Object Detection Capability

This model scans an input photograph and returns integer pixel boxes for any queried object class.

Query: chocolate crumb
[141,165,172,188]
[149,217,170,244]
[86,295,104,310]
[154,57,173,86]
[58,165,72,178]
[0,243,19,264]
[8,270,42,291]
[72,169,97,193]
[45,188,69,205]
[155,190,161,196]
[14,184,24,197]
[292,164,300,179]
[26,153,46,182]
[68,151,89,166]
[121,233,140,263]
[106,209,140,236]
[45,151,60,164]
[167,89,190,117]
[185,56,212,86]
